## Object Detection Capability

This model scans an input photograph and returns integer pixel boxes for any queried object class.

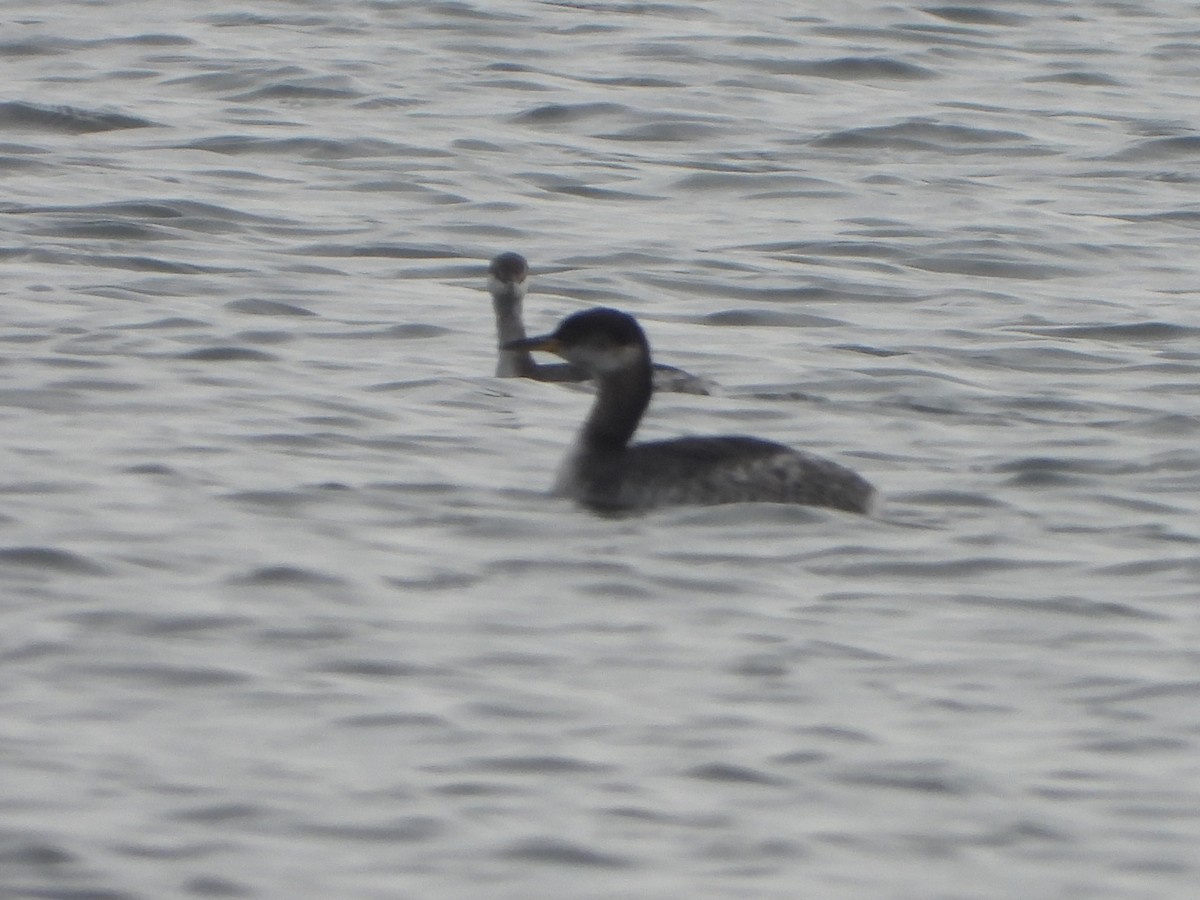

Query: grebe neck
[493,290,536,378]
[581,356,652,451]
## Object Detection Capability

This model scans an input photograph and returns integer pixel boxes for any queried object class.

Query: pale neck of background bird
[493,290,534,377]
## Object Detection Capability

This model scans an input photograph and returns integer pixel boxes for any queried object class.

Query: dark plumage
[506,307,875,514]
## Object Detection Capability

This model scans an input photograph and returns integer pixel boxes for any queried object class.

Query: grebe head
[487,252,528,310]
[507,307,649,377]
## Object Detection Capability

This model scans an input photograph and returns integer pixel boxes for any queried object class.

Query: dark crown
[554,307,647,349]
[488,252,528,282]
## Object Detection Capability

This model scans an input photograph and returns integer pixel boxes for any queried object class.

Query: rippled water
[3,1,1200,898]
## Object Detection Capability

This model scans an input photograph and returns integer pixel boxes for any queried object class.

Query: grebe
[488,252,711,395]
[506,307,875,514]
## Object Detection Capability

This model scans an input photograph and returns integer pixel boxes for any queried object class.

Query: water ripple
[812,119,1044,154]
[0,546,108,575]
[172,347,277,365]
[744,56,938,80]
[0,100,155,133]
[1016,322,1200,342]
[499,837,633,868]
[685,762,789,786]
[181,135,448,159]
[224,298,318,317]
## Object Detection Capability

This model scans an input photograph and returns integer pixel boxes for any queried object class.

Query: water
[2,1,1199,897]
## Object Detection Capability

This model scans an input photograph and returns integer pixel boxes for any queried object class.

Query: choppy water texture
[2,1,1200,898]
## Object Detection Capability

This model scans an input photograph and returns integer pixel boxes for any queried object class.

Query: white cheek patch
[614,344,642,367]
[572,342,641,374]
[568,345,605,370]
[488,275,526,300]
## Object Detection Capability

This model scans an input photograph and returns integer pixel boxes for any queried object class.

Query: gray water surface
[3,2,1200,898]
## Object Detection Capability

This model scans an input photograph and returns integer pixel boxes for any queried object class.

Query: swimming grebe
[488,252,711,395]
[506,307,875,514]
